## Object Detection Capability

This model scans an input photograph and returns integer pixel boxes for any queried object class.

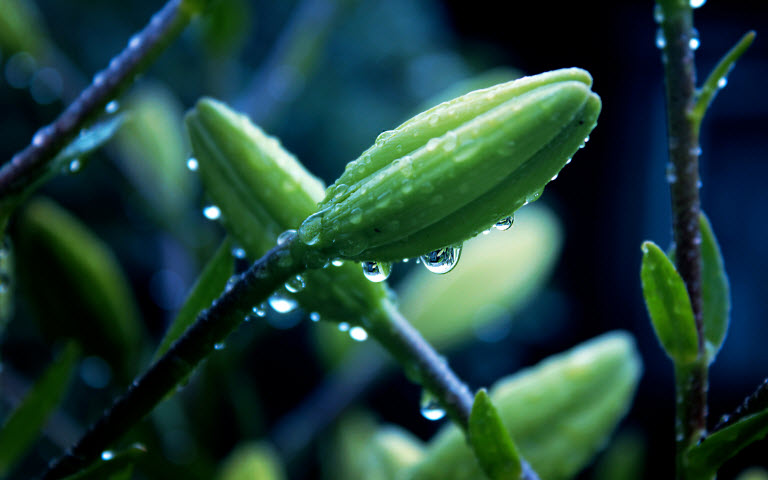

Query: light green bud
[404,332,642,480]
[297,68,601,262]
[185,98,389,324]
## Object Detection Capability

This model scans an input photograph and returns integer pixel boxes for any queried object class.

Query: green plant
[0,1,764,479]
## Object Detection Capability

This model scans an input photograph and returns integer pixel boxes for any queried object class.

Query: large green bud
[297,68,601,262]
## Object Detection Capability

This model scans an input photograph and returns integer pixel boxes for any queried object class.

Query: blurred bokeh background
[1,0,767,478]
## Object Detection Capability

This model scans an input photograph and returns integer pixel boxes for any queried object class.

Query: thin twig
[41,240,303,479]
[0,0,204,199]
[656,1,707,474]
[713,377,768,432]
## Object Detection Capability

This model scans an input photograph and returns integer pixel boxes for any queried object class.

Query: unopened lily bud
[298,68,601,262]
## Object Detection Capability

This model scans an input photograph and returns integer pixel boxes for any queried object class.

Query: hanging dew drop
[482,229,490,235]
[186,157,199,171]
[420,245,461,274]
[309,312,320,322]
[203,205,221,220]
[214,342,225,350]
[494,215,514,231]
[349,326,368,341]
[361,261,392,282]
[105,100,119,113]
[277,229,296,246]
[268,291,298,313]
[331,259,344,267]
[338,322,350,332]
[419,391,446,421]
[655,28,667,49]
[101,451,114,461]
[689,29,700,50]
[284,274,305,293]
[68,158,82,173]
[717,77,728,89]
[690,0,706,8]
[551,173,559,181]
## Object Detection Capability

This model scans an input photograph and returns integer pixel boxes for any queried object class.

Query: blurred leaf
[0,236,14,337]
[737,467,768,480]
[640,241,698,365]
[322,410,379,480]
[591,429,645,480]
[0,0,49,56]
[60,444,146,480]
[155,237,234,358]
[114,84,195,228]
[0,115,125,230]
[15,197,142,380]
[217,442,285,480]
[0,342,79,476]
[699,212,730,363]
[468,389,522,480]
[687,408,768,478]
[359,425,425,480]
[405,331,642,480]
[196,0,252,57]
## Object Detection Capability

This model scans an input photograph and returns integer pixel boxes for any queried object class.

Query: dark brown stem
[0,0,203,199]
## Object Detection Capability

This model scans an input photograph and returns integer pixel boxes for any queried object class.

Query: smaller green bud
[298,68,601,262]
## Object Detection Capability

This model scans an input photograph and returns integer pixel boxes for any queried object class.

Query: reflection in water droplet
[187,157,198,171]
[349,326,368,341]
[252,304,267,317]
[105,100,119,113]
[277,229,296,246]
[420,245,461,274]
[361,261,392,282]
[690,0,706,8]
[268,291,297,313]
[494,215,514,231]
[689,29,700,50]
[420,391,446,421]
[331,259,344,267]
[285,274,305,293]
[203,205,221,220]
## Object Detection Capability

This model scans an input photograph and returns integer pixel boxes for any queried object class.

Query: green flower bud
[405,332,642,480]
[185,98,389,325]
[298,68,601,262]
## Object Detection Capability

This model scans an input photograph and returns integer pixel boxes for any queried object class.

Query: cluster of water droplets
[654,2,703,51]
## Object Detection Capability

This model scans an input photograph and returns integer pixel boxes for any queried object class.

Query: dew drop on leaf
[338,322,350,332]
[361,261,392,282]
[349,326,368,342]
[309,312,320,322]
[186,157,198,171]
[105,100,119,114]
[494,215,514,231]
[268,291,297,313]
[203,205,221,220]
[277,229,297,246]
[420,245,461,274]
[285,274,305,293]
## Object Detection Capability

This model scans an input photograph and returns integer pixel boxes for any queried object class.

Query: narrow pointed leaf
[687,409,768,477]
[468,389,522,480]
[699,212,730,363]
[640,241,698,364]
[0,342,80,476]
[155,237,234,358]
[60,444,145,480]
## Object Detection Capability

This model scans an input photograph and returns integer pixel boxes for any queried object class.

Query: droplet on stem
[420,391,446,421]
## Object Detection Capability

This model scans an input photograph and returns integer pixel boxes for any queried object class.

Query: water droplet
[32,126,52,147]
[442,131,458,152]
[583,136,590,143]
[482,229,491,235]
[285,274,305,293]
[101,451,114,461]
[655,28,667,49]
[68,158,82,173]
[654,4,664,23]
[420,245,461,274]
[93,71,106,86]
[428,113,439,126]
[310,312,320,322]
[331,259,344,267]
[298,211,323,245]
[494,215,514,231]
[128,35,141,50]
[349,208,363,224]
[375,130,395,145]
[338,322,350,332]
[203,205,221,220]
[277,229,296,246]
[426,138,440,152]
[690,0,706,8]
[362,261,392,282]
[565,157,572,165]
[689,29,700,50]
[214,342,225,350]
[717,77,728,89]
[551,173,559,181]
[525,188,544,204]
[666,163,677,183]
[349,326,368,341]
[186,157,198,171]
[420,391,446,421]
[231,247,246,259]
[252,304,267,317]
[268,291,298,313]
[105,100,119,113]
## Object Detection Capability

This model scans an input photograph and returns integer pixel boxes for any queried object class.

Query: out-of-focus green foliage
[0,0,49,57]
[15,198,142,380]
[358,425,425,480]
[59,444,145,480]
[405,332,642,480]
[468,389,522,480]
[217,442,285,480]
[591,429,645,480]
[698,212,730,363]
[0,342,79,477]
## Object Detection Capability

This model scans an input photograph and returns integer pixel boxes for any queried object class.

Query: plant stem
[712,377,768,432]
[0,0,205,199]
[41,240,304,479]
[657,0,707,474]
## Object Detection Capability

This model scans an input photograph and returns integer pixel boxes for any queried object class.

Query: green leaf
[15,197,142,381]
[699,212,730,363]
[359,426,425,480]
[60,444,146,480]
[0,342,80,476]
[640,241,699,365]
[687,409,768,477]
[154,237,234,358]
[468,389,522,480]
[217,442,285,480]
